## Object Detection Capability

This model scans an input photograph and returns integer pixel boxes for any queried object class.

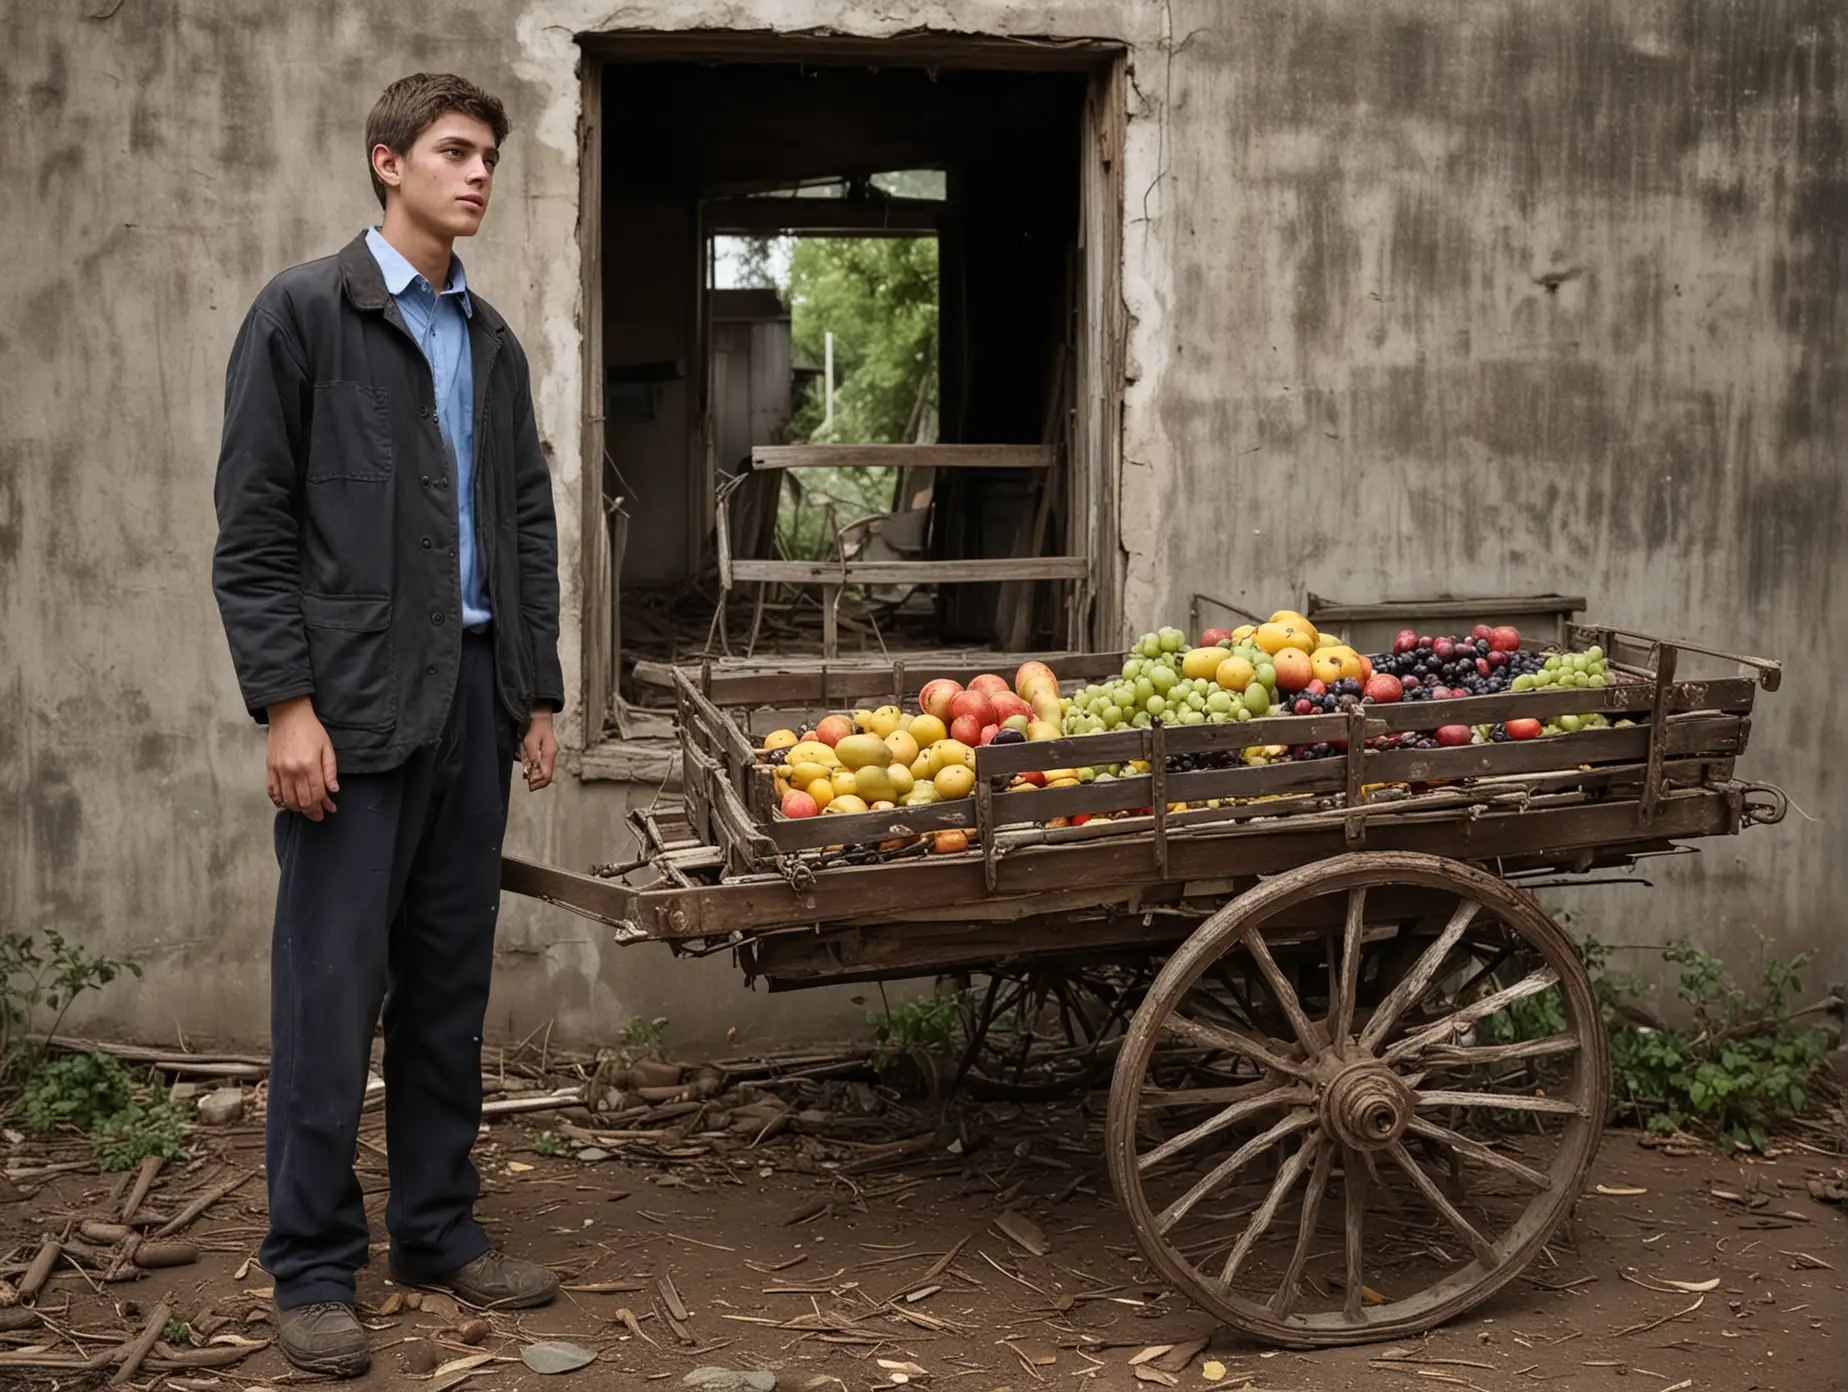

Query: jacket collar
[337,231,503,334]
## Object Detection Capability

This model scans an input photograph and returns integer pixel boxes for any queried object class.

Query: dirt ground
[4,1094,1845,1392]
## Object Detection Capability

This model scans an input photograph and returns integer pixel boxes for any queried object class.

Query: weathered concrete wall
[2,0,1838,1049]
[1123,0,1847,990]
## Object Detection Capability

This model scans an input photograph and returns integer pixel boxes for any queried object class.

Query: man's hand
[522,709,559,791]
[267,697,338,820]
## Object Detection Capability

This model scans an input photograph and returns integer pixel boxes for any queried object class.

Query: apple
[780,790,820,818]
[969,673,1011,700]
[1469,624,1493,642]
[1433,637,1457,661]
[919,679,963,721]
[1293,698,1314,715]
[1435,725,1473,747]
[1359,656,1374,682]
[1018,770,1047,787]
[1200,628,1233,647]
[1393,629,1419,655]
[1306,679,1328,696]
[1418,634,1434,649]
[1362,674,1404,704]
[1070,813,1092,827]
[950,713,985,746]
[979,724,1001,746]
[1002,713,1030,733]
[815,714,853,747]
[950,689,997,726]
[1505,717,1543,740]
[990,691,1033,722]
[1490,625,1522,653]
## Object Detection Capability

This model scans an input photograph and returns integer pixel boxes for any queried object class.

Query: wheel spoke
[1359,898,1480,1051]
[1241,924,1321,1054]
[1141,1077,1284,1109]
[1220,1131,1320,1288]
[1418,1032,1581,1070]
[1156,1109,1315,1234]
[1404,1117,1553,1190]
[1269,1139,1334,1318]
[1386,1139,1498,1267]
[1342,1149,1367,1320]
[1160,1011,1311,1080]
[1383,967,1561,1063]
[1416,1088,1585,1116]
[1331,886,1366,1042]
[1139,1084,1311,1170]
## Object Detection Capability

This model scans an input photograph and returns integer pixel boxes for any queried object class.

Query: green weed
[1485,936,1830,1151]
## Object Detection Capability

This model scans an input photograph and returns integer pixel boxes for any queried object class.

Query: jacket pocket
[301,592,396,731]
[307,381,392,481]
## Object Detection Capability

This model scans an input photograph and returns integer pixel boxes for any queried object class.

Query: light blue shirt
[365,227,490,630]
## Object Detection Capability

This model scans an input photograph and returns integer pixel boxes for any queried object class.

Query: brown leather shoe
[391,1248,560,1309]
[275,1300,370,1377]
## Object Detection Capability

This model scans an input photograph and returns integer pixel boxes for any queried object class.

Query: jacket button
[426,663,437,676]
[431,611,445,626]
[421,475,432,488]
[421,537,433,549]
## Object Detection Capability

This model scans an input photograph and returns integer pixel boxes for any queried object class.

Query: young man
[212,74,563,1377]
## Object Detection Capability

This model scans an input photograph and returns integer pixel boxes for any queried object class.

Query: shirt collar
[364,226,472,317]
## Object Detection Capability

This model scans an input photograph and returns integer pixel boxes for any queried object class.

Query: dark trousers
[262,631,515,1308]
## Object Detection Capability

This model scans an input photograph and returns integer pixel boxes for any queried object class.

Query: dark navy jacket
[212,233,563,773]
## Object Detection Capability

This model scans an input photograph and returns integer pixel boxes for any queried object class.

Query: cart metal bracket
[1639,643,1678,825]
[1736,781,1789,827]
[1342,708,1368,848]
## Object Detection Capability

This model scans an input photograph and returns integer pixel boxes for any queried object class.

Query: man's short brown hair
[365,73,511,209]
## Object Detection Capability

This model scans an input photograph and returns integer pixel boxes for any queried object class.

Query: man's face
[374,112,498,237]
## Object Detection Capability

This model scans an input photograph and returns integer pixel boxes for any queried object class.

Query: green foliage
[787,236,939,448]
[91,1098,189,1172]
[868,992,966,1097]
[16,1049,189,1170]
[21,1051,135,1134]
[618,1015,668,1065]
[163,1319,192,1345]
[1486,936,1829,1151]
[0,929,143,1072]
[533,1130,565,1159]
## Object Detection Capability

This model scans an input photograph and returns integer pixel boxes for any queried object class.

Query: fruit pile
[764,662,1065,821]
[1512,647,1614,692]
[1061,613,1372,735]
[752,611,1641,842]
[1365,624,1542,700]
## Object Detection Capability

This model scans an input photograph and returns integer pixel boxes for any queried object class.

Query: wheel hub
[1320,1062,1414,1151]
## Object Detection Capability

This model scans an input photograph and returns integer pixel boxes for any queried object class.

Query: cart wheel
[1106,852,1608,1347]
[957,965,1151,1101]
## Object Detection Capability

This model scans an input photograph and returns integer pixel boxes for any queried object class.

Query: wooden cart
[504,623,1785,1347]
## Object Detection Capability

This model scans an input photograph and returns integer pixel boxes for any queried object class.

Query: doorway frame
[575,29,1128,729]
